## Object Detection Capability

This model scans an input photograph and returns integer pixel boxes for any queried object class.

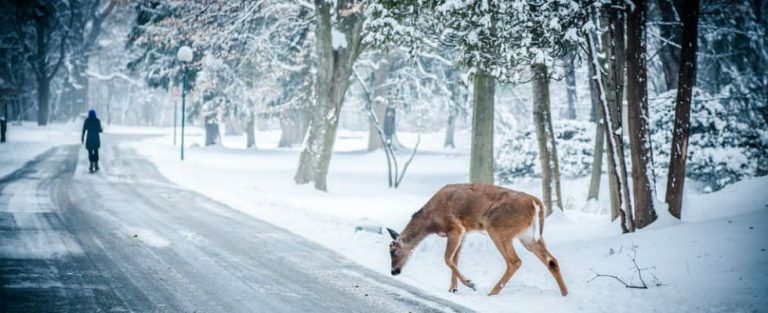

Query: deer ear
[386,228,400,240]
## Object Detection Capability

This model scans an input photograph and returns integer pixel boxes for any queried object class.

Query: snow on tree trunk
[469,68,495,184]
[626,0,658,229]
[294,0,365,191]
[587,54,604,202]
[587,7,634,233]
[599,1,628,223]
[532,64,564,214]
[666,0,700,219]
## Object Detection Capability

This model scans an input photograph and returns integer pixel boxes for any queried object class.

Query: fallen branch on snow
[587,246,662,289]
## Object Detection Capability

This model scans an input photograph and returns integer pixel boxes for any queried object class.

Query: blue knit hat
[88,109,96,118]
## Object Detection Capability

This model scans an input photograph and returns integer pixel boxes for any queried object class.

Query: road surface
[0,134,472,313]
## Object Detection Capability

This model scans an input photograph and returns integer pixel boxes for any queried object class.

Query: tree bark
[469,68,495,184]
[36,75,50,126]
[532,64,564,214]
[294,0,365,191]
[626,0,658,229]
[666,0,700,219]
[657,0,683,92]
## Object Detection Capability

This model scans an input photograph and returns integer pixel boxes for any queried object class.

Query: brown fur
[388,183,568,296]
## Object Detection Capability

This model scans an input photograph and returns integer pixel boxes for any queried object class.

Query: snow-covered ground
[113,126,768,313]
[0,122,79,178]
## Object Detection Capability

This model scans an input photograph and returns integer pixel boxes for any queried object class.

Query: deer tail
[532,198,547,241]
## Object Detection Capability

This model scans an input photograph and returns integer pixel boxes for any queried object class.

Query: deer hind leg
[520,238,568,296]
[444,231,475,292]
[487,231,522,296]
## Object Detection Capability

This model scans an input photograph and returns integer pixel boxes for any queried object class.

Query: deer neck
[399,221,431,250]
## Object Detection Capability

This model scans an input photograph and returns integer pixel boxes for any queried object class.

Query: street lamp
[177,45,193,161]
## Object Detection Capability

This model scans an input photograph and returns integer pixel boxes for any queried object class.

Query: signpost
[172,87,181,146]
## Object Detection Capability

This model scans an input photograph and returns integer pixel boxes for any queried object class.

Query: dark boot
[89,161,94,173]
[95,161,99,172]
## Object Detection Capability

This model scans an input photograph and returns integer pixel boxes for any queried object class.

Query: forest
[0,1,767,312]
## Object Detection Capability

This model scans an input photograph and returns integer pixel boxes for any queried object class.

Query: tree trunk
[600,1,628,222]
[205,119,220,146]
[469,68,495,184]
[666,0,700,219]
[246,111,256,149]
[532,64,564,214]
[367,57,392,151]
[626,0,658,229]
[563,56,578,120]
[588,5,634,233]
[657,0,683,92]
[444,103,456,148]
[36,76,50,126]
[295,0,364,191]
[587,54,604,201]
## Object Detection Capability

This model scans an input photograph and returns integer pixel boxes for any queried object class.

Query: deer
[386,183,568,296]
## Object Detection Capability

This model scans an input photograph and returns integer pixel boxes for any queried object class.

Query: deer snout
[391,268,401,276]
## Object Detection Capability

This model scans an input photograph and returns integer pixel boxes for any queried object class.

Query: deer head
[387,228,410,276]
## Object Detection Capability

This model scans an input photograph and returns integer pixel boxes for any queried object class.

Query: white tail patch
[531,200,542,241]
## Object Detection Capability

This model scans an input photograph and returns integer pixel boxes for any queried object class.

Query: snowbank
[0,122,79,178]
[126,127,768,313]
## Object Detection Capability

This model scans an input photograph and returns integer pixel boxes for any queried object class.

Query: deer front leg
[445,231,475,292]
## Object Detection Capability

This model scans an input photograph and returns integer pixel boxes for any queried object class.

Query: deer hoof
[450,288,457,293]
[466,280,477,291]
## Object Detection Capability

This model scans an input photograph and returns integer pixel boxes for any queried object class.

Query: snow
[332,28,347,49]
[0,122,79,178]
[117,126,768,313]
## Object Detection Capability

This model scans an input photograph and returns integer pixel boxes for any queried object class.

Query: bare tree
[666,0,701,219]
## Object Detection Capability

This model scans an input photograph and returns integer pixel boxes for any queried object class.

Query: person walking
[81,109,103,173]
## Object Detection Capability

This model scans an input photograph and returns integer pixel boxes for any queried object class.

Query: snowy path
[0,134,472,312]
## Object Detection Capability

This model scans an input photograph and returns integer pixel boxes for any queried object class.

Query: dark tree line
[0,0,116,126]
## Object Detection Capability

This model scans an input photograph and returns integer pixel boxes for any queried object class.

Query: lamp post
[177,45,193,161]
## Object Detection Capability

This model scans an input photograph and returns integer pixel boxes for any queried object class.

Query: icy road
[0,134,471,313]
